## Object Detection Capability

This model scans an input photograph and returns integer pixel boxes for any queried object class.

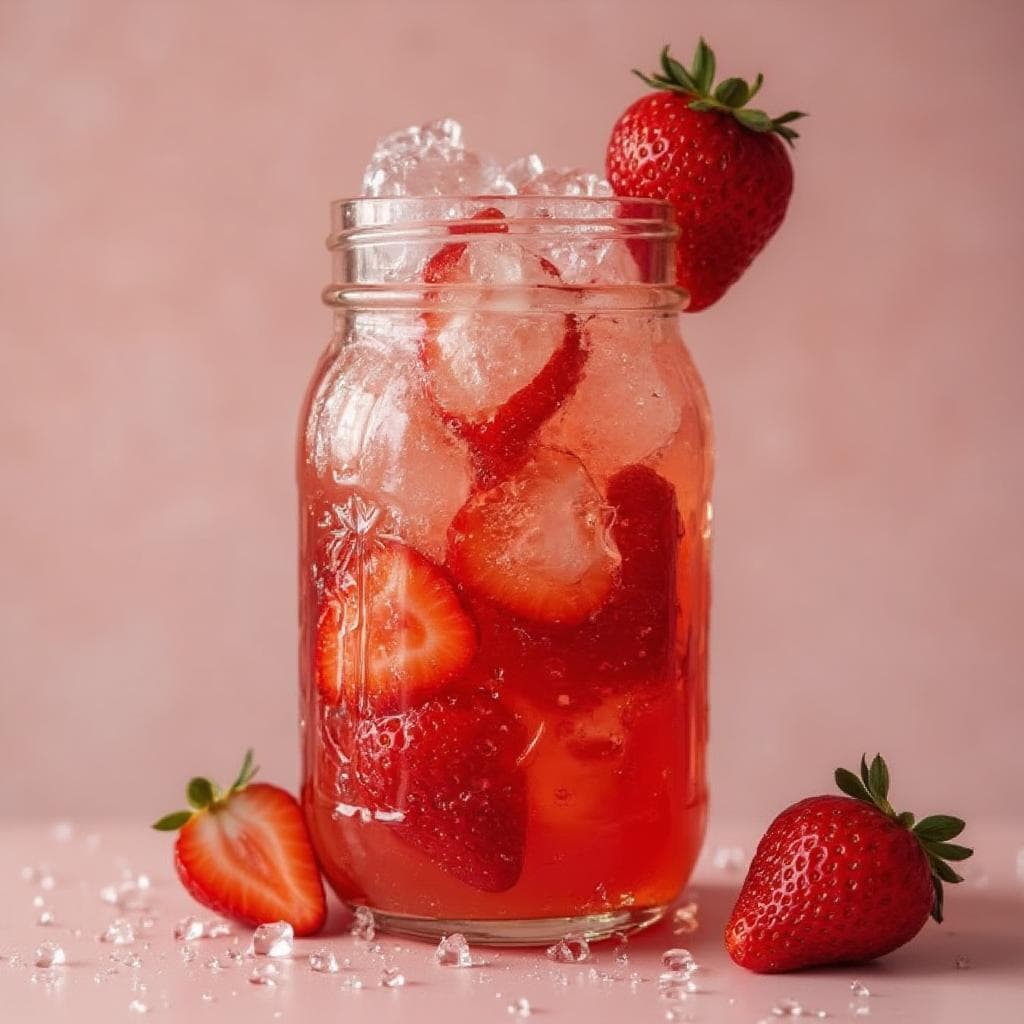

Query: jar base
[367,904,668,947]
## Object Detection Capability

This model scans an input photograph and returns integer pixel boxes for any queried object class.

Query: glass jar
[298,196,712,944]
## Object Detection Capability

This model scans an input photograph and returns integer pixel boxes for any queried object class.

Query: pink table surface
[1,821,1021,1023]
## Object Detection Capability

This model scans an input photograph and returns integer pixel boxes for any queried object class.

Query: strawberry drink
[298,121,714,943]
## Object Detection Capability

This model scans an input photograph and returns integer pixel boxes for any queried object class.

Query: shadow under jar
[298,196,713,945]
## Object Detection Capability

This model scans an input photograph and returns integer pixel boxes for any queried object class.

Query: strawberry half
[316,539,477,710]
[447,446,620,626]
[352,691,528,892]
[606,40,805,311]
[422,208,587,479]
[153,751,326,935]
[726,754,973,972]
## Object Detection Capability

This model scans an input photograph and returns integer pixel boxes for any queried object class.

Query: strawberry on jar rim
[606,39,806,311]
[726,754,972,972]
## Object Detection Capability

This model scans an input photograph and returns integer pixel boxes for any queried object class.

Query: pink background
[2,0,1021,826]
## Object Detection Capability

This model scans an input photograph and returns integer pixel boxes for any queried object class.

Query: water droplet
[110,950,142,967]
[249,963,279,986]
[180,944,197,963]
[380,966,405,987]
[350,906,376,941]
[308,948,339,974]
[507,996,532,1017]
[850,980,871,998]
[34,942,65,968]
[249,921,294,957]
[201,993,215,1003]
[128,998,149,1014]
[435,933,473,967]
[174,916,204,941]
[36,910,56,926]
[545,934,590,963]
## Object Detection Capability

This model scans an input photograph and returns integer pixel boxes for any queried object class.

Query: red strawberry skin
[174,783,326,936]
[606,92,793,311]
[726,795,934,972]
[351,692,528,893]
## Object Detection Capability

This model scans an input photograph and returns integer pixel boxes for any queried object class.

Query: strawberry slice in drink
[422,208,587,479]
[447,446,621,626]
[352,691,528,892]
[316,539,477,710]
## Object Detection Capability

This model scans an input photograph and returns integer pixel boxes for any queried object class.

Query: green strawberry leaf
[152,811,192,832]
[928,854,965,885]
[231,749,259,791]
[868,754,890,802]
[714,77,749,108]
[914,815,966,842]
[931,875,945,923]
[187,777,214,810]
[929,842,974,861]
[692,37,715,94]
[835,767,872,804]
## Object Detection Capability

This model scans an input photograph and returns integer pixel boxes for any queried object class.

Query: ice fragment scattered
[36,910,55,926]
[34,942,66,968]
[308,948,339,974]
[955,954,970,969]
[175,916,204,941]
[435,933,473,967]
[128,1000,149,1015]
[850,980,870,998]
[100,918,136,945]
[545,934,590,963]
[661,948,696,974]
[249,921,294,957]
[672,902,700,934]
[350,906,376,941]
[380,966,406,987]
[205,920,232,938]
[249,963,280,986]
[507,996,532,1017]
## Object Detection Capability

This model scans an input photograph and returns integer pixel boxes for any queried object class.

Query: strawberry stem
[834,753,972,923]
[152,750,260,831]
[632,39,807,146]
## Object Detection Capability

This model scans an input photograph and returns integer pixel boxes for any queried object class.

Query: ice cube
[100,918,136,945]
[422,233,571,426]
[541,313,684,481]
[174,916,204,941]
[249,921,293,957]
[434,933,473,967]
[310,341,473,562]
[362,118,513,198]
[350,906,376,941]
[850,981,870,998]
[204,919,232,938]
[659,975,697,996]
[34,942,66,967]
[545,934,590,963]
[380,966,405,987]
[308,948,339,973]
[505,154,612,198]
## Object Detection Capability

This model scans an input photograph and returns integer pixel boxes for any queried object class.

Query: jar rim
[328,194,677,242]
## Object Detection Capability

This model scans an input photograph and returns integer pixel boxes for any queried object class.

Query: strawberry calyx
[632,38,807,146]
[834,753,973,924]
[152,749,260,831]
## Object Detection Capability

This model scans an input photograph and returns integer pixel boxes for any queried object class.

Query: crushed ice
[249,963,280,986]
[174,916,204,941]
[508,996,532,1017]
[100,918,136,945]
[308,947,339,974]
[350,906,376,941]
[380,966,406,987]
[34,941,66,968]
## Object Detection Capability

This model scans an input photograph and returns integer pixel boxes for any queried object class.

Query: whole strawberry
[726,754,972,972]
[606,40,805,311]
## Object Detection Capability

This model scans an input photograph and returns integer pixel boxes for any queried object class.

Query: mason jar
[298,196,712,944]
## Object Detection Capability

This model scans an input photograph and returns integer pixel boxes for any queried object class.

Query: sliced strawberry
[454,463,681,708]
[316,540,477,709]
[422,209,587,479]
[447,447,620,626]
[352,692,528,892]
[153,751,326,936]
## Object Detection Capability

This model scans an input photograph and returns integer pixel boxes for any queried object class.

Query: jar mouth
[328,195,677,247]
[325,195,685,310]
